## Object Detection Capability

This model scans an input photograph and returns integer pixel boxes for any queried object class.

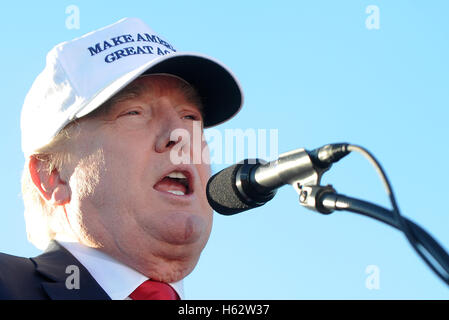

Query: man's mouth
[153,170,193,196]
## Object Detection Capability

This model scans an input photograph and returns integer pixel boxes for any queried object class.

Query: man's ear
[28,156,71,206]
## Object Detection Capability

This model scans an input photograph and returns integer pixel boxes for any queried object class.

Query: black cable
[347,144,449,286]
[328,194,449,282]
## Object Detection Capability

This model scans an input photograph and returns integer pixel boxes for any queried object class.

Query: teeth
[167,190,185,196]
[166,171,187,179]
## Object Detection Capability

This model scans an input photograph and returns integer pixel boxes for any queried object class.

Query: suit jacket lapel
[31,241,110,300]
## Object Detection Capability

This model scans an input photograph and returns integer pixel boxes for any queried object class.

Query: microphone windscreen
[206,163,259,215]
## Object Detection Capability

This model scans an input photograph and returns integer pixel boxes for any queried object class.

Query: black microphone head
[206,163,261,215]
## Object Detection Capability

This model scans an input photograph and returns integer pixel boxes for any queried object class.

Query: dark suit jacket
[0,240,110,300]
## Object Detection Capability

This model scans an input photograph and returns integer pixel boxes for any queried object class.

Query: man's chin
[147,257,200,283]
[154,211,209,246]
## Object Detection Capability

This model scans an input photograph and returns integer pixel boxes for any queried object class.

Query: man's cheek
[200,142,211,167]
[197,158,211,185]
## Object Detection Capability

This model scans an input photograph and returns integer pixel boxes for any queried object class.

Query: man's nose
[154,102,190,154]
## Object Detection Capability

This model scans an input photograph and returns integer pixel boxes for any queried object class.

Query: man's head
[23,74,212,282]
[20,18,243,282]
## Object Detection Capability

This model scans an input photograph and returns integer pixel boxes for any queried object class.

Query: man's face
[64,75,213,282]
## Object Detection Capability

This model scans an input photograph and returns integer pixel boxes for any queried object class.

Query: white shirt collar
[56,239,184,300]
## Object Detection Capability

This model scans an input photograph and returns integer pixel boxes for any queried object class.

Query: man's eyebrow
[176,81,204,116]
[89,77,204,118]
[108,83,145,105]
[90,83,146,117]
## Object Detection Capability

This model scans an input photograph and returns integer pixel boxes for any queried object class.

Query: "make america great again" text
[87,33,176,63]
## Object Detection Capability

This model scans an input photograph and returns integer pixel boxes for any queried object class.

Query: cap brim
[74,52,243,128]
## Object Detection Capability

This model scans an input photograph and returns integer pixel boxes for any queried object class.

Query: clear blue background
[1,0,448,299]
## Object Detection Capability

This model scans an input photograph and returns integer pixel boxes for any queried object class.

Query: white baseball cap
[21,17,243,156]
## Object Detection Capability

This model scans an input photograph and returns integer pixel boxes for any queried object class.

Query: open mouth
[153,170,193,196]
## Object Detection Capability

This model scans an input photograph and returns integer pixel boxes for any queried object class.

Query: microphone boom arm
[296,184,449,286]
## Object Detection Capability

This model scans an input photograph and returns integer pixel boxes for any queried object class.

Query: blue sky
[1,1,449,299]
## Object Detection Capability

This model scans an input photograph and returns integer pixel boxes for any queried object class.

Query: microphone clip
[291,143,350,214]
[297,184,337,214]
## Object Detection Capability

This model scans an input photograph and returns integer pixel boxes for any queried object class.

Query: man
[0,17,242,299]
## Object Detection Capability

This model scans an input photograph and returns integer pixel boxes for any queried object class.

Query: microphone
[206,143,350,215]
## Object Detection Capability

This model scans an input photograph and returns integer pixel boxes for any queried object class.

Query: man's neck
[54,235,184,299]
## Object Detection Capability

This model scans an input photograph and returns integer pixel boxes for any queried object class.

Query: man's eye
[183,114,201,121]
[121,110,141,116]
